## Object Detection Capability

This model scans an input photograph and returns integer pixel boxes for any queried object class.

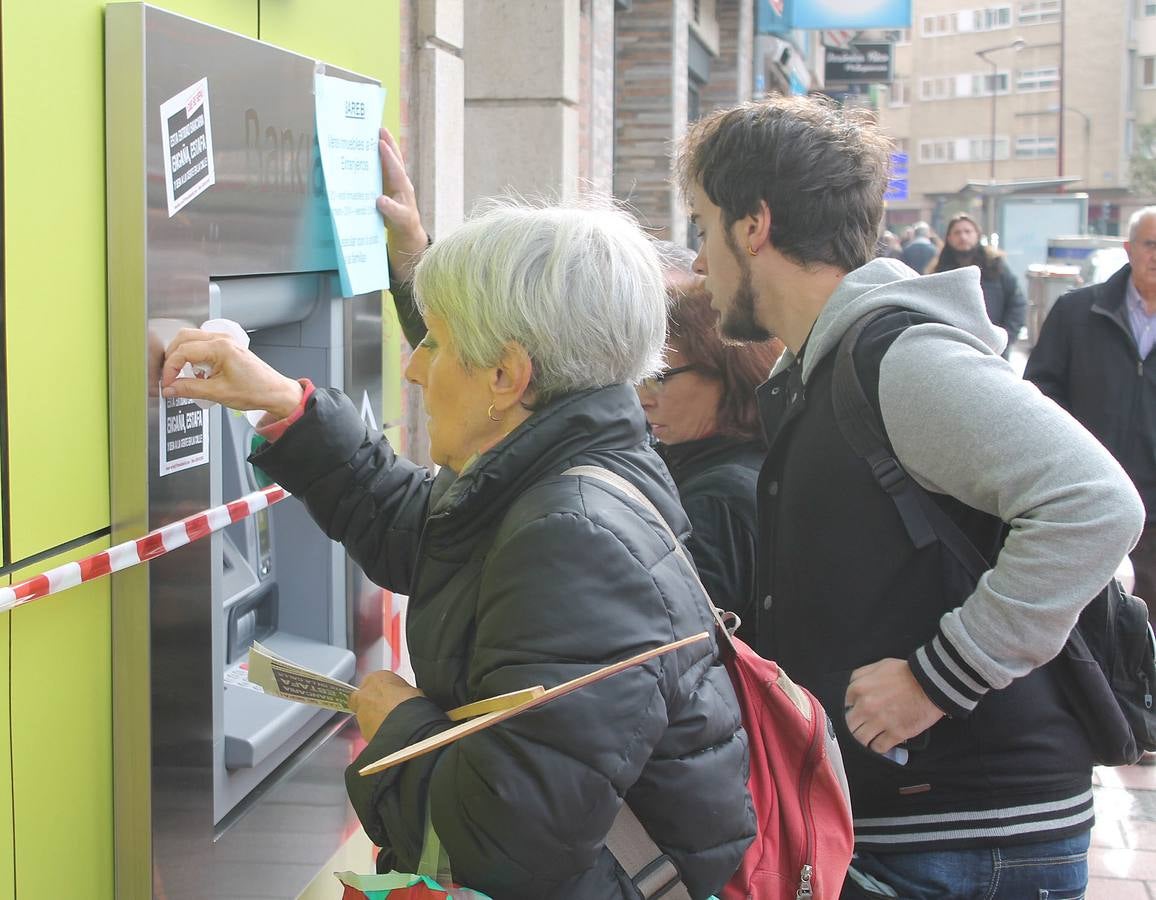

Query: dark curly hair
[667,284,782,441]
[676,95,893,272]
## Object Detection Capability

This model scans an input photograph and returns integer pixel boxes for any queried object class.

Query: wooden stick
[358,631,710,776]
[445,686,545,722]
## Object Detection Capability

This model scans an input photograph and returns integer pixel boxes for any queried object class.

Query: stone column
[402,0,466,466]
[463,0,581,208]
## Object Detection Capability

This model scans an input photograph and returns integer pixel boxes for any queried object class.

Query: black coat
[1026,263,1156,521]
[658,436,763,645]
[251,385,755,899]
[978,258,1027,338]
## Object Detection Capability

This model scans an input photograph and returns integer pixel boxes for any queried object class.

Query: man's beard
[720,231,773,343]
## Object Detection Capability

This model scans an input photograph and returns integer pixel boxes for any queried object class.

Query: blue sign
[883,178,908,202]
[884,152,909,201]
[759,0,912,31]
[756,0,790,34]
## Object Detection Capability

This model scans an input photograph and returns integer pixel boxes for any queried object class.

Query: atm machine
[106,6,388,897]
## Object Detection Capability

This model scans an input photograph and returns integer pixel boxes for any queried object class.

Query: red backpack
[719,631,853,900]
[568,467,854,900]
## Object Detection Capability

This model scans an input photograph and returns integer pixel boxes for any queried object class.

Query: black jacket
[900,239,936,274]
[978,258,1027,338]
[251,385,754,899]
[935,258,1026,356]
[658,436,763,645]
[1026,264,1156,521]
[755,314,1093,851]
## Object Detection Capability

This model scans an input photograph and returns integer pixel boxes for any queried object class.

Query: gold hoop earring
[747,245,758,257]
[487,403,501,422]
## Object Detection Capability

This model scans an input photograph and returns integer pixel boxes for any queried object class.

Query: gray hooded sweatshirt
[772,257,1145,711]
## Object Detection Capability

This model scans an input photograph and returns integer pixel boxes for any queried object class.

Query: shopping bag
[335,870,491,900]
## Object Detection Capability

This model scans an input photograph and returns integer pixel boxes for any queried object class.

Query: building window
[1015,135,1058,157]
[1145,0,1156,17]
[972,6,1012,30]
[969,137,1010,160]
[1019,0,1061,24]
[1143,56,1156,88]
[1017,67,1060,92]
[919,76,955,100]
[972,71,1010,95]
[889,79,911,106]
[919,139,957,163]
[893,138,910,155]
[922,13,954,36]
[920,136,1009,163]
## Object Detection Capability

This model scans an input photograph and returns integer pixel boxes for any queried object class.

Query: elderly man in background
[1026,206,1156,621]
[900,220,936,273]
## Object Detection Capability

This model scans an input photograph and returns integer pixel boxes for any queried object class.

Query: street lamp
[975,37,1026,235]
[975,37,1026,181]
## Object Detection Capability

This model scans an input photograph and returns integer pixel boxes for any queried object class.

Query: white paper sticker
[159,77,216,217]
[159,388,209,477]
[313,72,389,296]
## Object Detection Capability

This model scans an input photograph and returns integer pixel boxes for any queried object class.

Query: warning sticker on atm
[159,390,209,477]
[159,77,216,217]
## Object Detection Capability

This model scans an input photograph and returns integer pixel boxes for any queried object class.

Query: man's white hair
[412,198,667,404]
[1129,206,1156,241]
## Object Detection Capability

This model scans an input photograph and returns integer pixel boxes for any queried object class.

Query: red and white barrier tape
[0,485,290,614]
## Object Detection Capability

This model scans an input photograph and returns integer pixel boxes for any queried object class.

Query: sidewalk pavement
[1090,763,1156,898]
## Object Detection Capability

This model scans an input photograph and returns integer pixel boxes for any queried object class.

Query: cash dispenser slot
[210,272,321,330]
[216,271,355,775]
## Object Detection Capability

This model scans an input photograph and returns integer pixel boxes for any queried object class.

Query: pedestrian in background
[899,221,936,273]
[931,213,1026,359]
[1026,206,1156,621]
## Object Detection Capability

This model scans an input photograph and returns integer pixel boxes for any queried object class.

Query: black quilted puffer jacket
[251,383,755,900]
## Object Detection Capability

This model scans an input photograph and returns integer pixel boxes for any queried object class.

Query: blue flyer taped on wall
[314,71,389,297]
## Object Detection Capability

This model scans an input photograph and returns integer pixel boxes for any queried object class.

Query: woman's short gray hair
[412,198,667,404]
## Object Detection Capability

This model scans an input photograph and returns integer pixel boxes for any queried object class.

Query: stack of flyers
[246,640,356,712]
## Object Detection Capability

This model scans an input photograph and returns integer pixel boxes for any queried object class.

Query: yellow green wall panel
[10,540,111,900]
[0,1,257,561]
[0,587,13,900]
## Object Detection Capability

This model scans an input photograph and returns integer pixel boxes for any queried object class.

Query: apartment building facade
[876,0,1149,237]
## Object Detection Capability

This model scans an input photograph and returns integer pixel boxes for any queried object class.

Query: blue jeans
[842,831,1090,900]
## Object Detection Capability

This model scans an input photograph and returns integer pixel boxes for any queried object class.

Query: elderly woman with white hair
[160,167,754,898]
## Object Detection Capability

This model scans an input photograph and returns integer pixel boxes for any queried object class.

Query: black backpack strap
[832,307,991,578]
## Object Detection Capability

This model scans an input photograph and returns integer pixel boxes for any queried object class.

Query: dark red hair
[667,285,783,441]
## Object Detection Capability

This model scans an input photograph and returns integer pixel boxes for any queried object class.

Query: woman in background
[638,259,782,643]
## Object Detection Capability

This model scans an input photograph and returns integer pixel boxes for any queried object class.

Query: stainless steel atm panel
[106,6,386,897]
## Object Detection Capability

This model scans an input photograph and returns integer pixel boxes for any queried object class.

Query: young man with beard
[676,95,1144,898]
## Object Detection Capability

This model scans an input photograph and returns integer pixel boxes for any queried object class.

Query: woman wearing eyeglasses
[637,278,783,644]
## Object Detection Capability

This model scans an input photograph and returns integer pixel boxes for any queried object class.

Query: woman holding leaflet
[160,131,753,900]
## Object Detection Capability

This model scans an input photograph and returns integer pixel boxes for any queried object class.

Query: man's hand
[844,658,945,754]
[378,126,428,284]
[350,670,425,742]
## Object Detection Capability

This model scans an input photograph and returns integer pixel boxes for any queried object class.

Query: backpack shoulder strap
[831,307,990,578]
[563,464,695,900]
